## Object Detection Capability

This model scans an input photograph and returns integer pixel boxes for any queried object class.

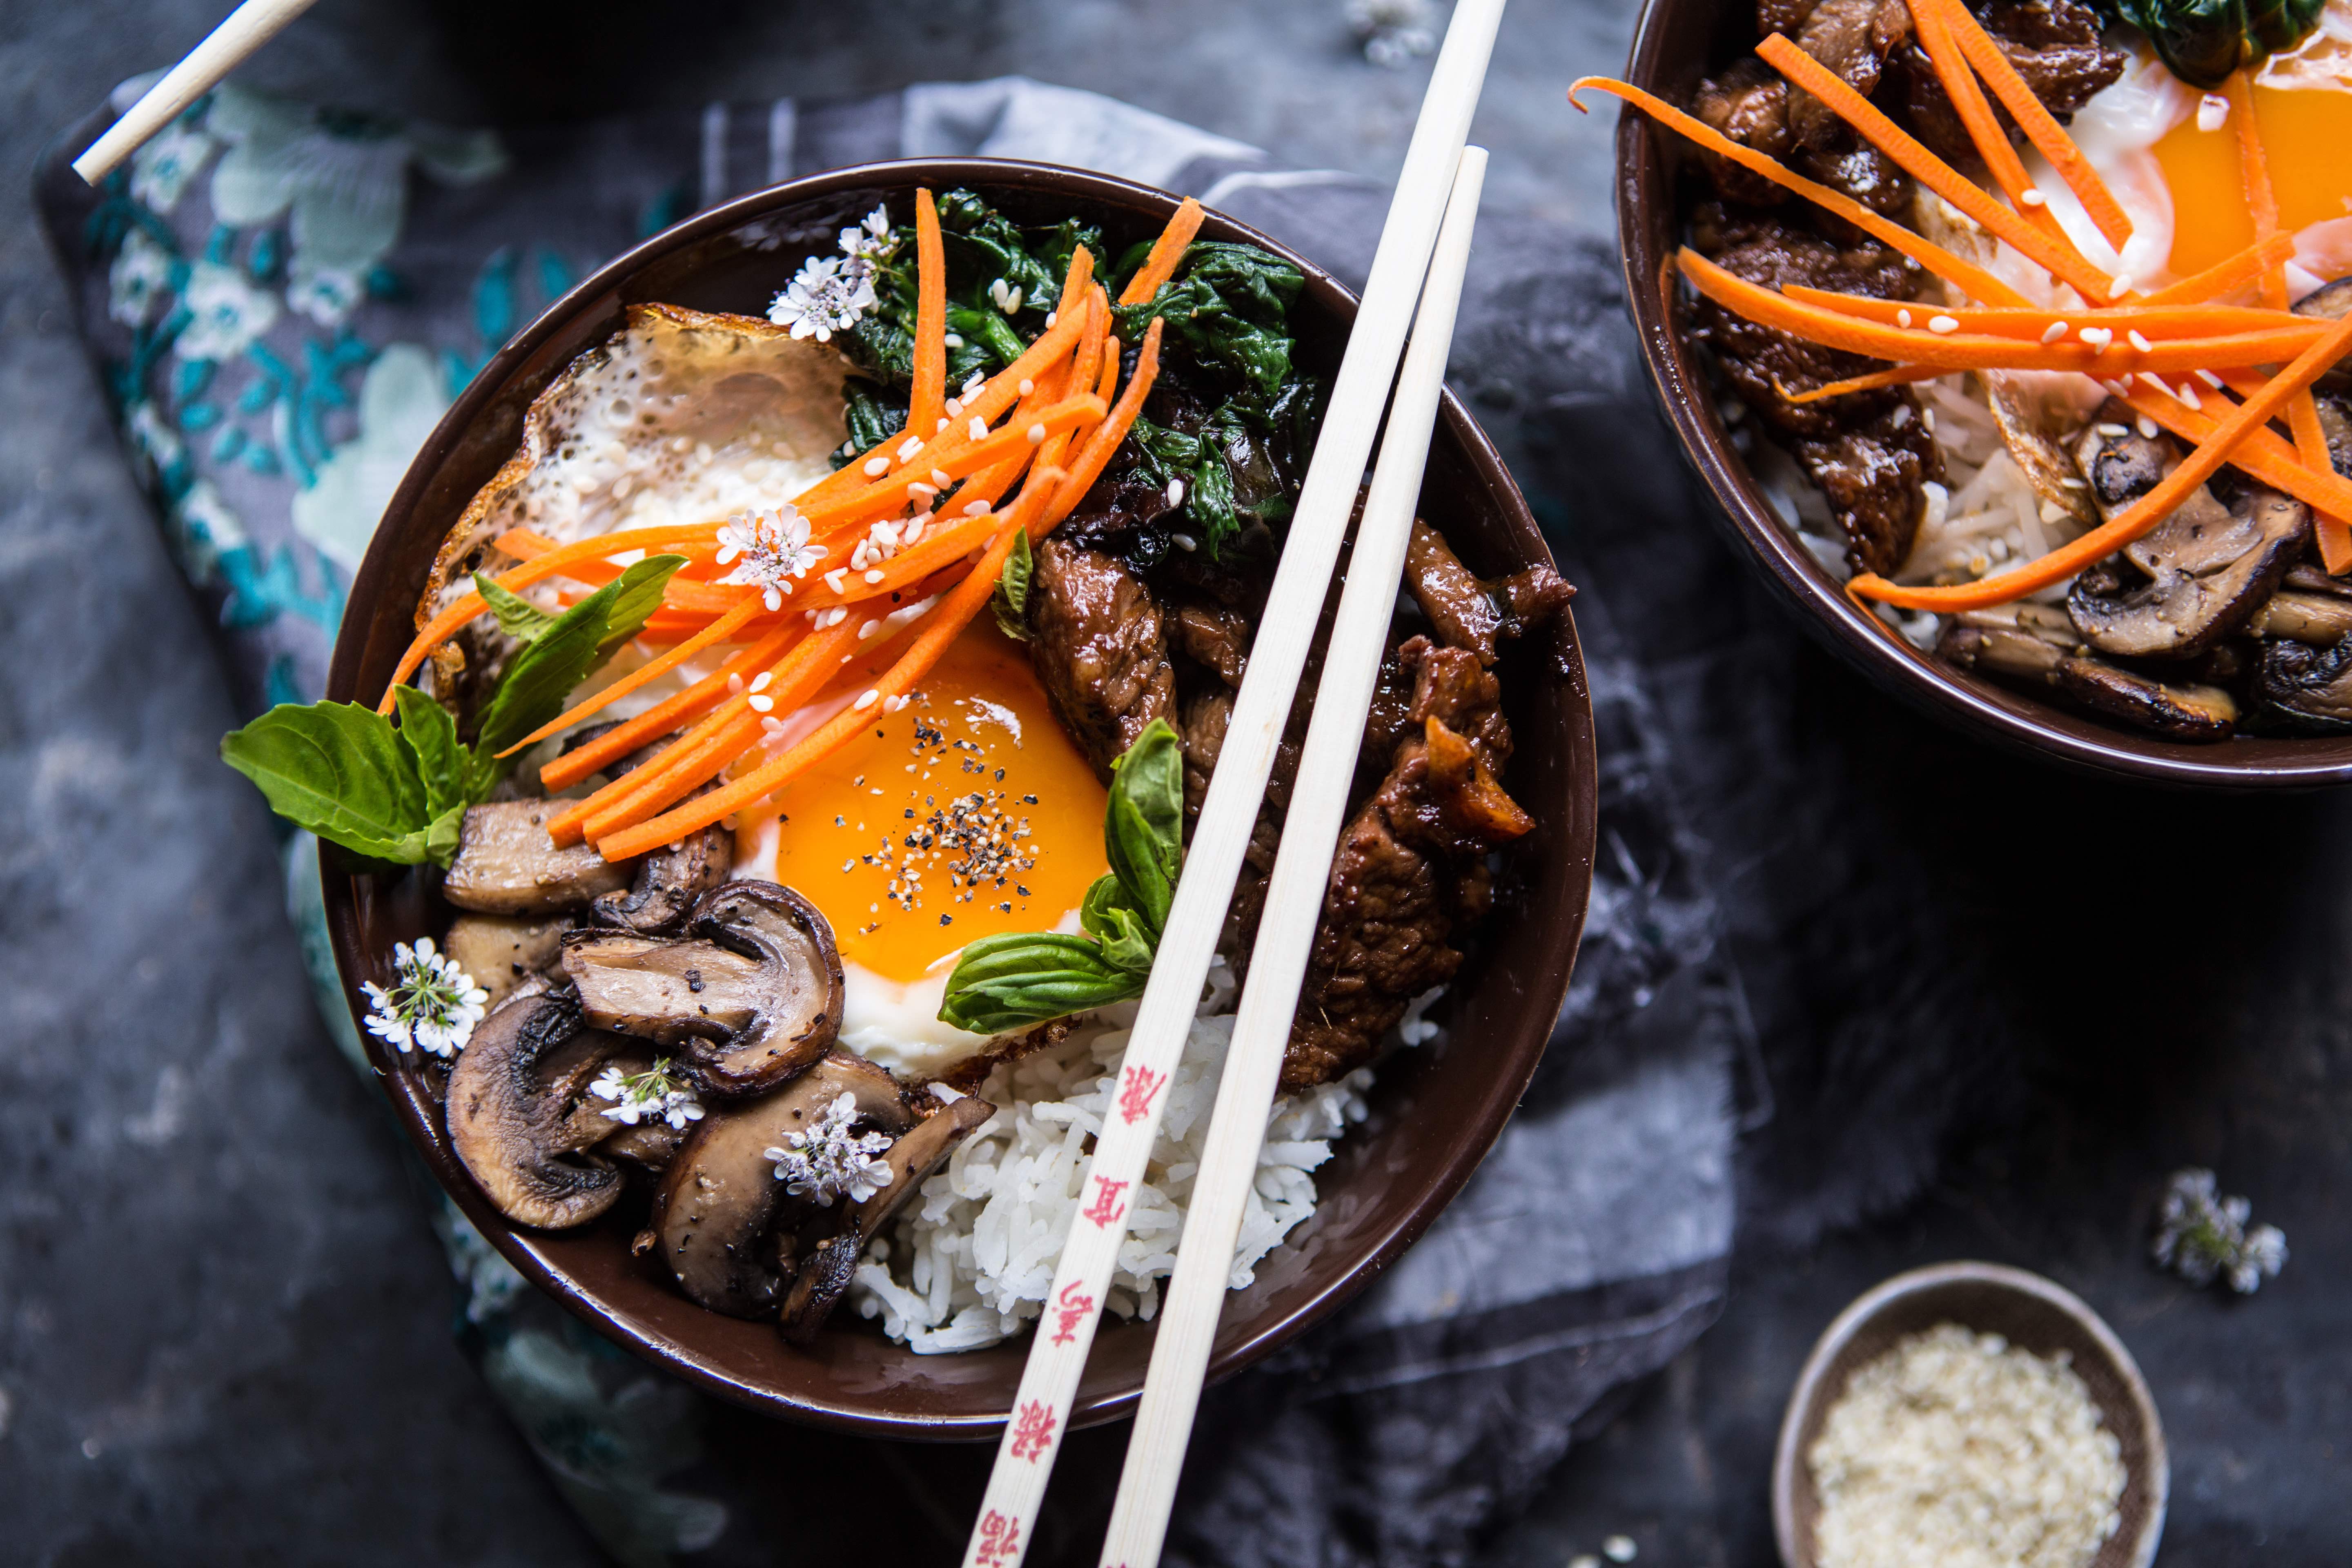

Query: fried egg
[753,622,1110,1078]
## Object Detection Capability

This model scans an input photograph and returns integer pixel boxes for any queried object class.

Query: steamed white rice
[849,983,1435,1354]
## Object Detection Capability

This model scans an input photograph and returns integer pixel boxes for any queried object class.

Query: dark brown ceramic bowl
[1772,1262,2168,1568]
[322,160,1598,1439]
[1615,0,2352,786]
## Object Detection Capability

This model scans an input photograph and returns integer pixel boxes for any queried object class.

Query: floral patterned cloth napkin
[38,76,1745,1568]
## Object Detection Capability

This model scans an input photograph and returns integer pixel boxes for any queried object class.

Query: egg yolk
[2154,85,2352,280]
[768,622,1109,984]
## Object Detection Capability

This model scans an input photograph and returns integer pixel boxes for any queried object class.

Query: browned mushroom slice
[562,880,845,1096]
[2057,657,2238,741]
[443,912,571,1011]
[2066,487,2307,660]
[2247,591,2352,645]
[446,988,638,1229]
[2296,278,2352,395]
[648,1052,913,1317]
[780,1093,997,1343]
[443,801,634,915]
[2259,636,2352,730]
[590,771,734,933]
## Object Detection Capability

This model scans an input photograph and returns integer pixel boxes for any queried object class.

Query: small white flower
[839,204,895,265]
[765,1092,895,1204]
[175,261,281,363]
[360,935,489,1058]
[2153,1167,2287,1294]
[590,1057,706,1130]
[108,229,176,328]
[715,505,826,610]
[768,252,878,342]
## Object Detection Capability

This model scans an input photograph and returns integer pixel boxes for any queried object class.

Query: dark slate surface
[3,1,2347,1565]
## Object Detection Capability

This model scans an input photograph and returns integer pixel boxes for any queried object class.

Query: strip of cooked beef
[1692,58,1911,216]
[1894,0,2124,168]
[1781,0,1916,148]
[1024,536,1178,781]
[1284,638,1535,1090]
[1688,208,1941,573]
[1403,517,1574,667]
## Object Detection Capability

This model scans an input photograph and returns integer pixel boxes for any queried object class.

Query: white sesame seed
[2079,326,2114,352]
[944,333,964,349]
[860,619,882,639]
[2110,274,2134,299]
[2128,330,2154,353]
[1166,477,1185,506]
[1897,308,1913,328]
[748,694,774,713]
[908,481,936,499]
[1027,422,1047,444]
[750,670,773,693]
[2041,320,2068,344]
[824,568,848,593]
[854,689,880,710]
[969,416,989,441]
[762,718,785,736]
[1891,403,1913,429]
[936,418,950,434]
[2061,476,2088,489]
[1172,532,1198,552]
[2104,378,2133,397]
[1929,315,1959,334]
[2041,499,2069,524]
[964,500,991,517]
[727,673,745,694]
[2196,369,2226,390]
[864,569,885,583]
[2096,421,2130,437]
[897,436,922,461]
[2198,93,2230,133]
[1921,408,1936,433]
[1045,310,1057,327]
[2138,372,2172,396]
[2179,383,2202,410]
[1018,378,1035,396]
[2020,188,2047,207]
[863,456,889,476]
[2138,416,2161,439]
[823,606,848,627]
[944,398,962,419]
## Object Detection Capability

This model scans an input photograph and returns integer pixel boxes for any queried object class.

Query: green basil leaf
[937,931,1147,1034]
[991,527,1033,642]
[422,802,467,866]
[472,554,684,756]
[1103,718,1184,936]
[473,572,557,644]
[390,686,470,820]
[221,702,434,864]
[1079,875,1156,972]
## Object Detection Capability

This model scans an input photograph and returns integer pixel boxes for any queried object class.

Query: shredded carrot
[494,595,765,759]
[2139,234,2300,305]
[595,488,1056,860]
[1680,249,2319,372]
[1776,286,2311,342]
[1571,77,2029,307]
[1756,34,2114,303]
[1906,0,2069,249]
[1927,0,2132,252]
[536,619,801,794]
[2124,385,2352,524]
[1773,365,1947,404]
[2221,72,2286,312]
[1047,318,1163,527]
[1096,328,1120,403]
[910,189,949,440]
[377,523,723,711]
[2288,391,2352,569]
[793,391,1107,538]
[1849,313,2352,610]
[1119,198,1205,307]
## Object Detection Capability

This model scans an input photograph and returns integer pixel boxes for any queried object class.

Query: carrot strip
[596,513,1038,861]
[1906,0,2070,249]
[802,388,1104,535]
[1929,0,2132,252]
[377,523,724,710]
[1775,365,1948,403]
[910,189,949,439]
[1849,313,2352,610]
[1756,34,2114,303]
[2223,71,2287,312]
[1570,77,2029,307]
[2140,234,2299,305]
[961,255,1097,506]
[1119,198,1205,307]
[2125,385,2352,524]
[2288,390,2352,570]
[537,620,800,793]
[1777,285,2309,341]
[1680,249,2320,372]
[492,595,765,759]
[1047,318,1164,528]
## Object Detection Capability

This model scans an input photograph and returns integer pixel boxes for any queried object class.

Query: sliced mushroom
[443,912,571,1011]
[2067,486,2308,660]
[592,816,734,934]
[648,1052,913,1317]
[2071,406,2169,516]
[2259,635,2352,730]
[2057,658,2238,741]
[2247,591,2352,645]
[1986,371,2099,532]
[563,880,845,1096]
[443,801,635,915]
[446,988,638,1229]
[2295,278,2352,395]
[780,1093,997,1343]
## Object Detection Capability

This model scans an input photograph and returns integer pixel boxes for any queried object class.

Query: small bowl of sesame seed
[1771,1261,2167,1568]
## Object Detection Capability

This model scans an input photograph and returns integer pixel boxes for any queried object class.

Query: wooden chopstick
[1095,142,1491,1568]
[73,0,320,185]
[957,4,1509,1564]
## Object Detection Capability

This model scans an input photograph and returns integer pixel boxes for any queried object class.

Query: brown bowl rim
[1613,0,2352,788]
[1769,1260,2170,1568]
[320,157,1599,1438]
